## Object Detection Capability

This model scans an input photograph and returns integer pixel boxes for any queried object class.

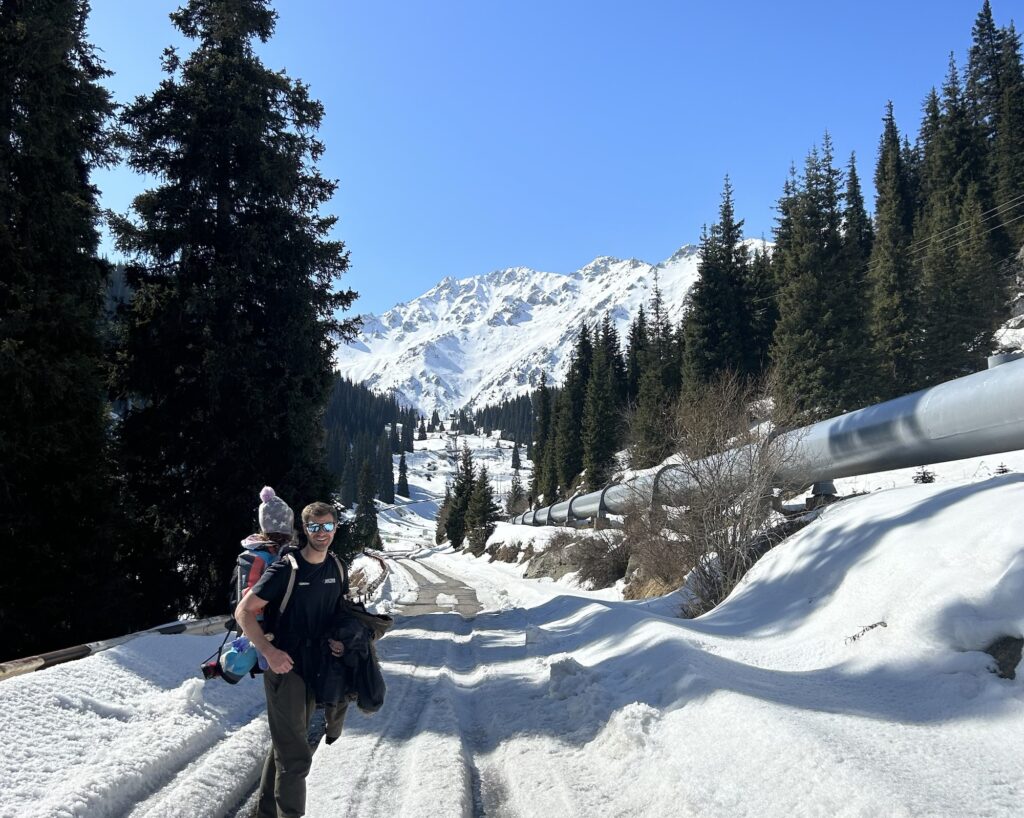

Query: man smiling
[236,501,347,818]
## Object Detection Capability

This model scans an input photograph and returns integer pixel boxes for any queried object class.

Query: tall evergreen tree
[465,466,501,553]
[0,0,152,656]
[625,304,648,404]
[445,443,475,549]
[771,135,868,417]
[869,102,919,399]
[530,372,552,502]
[744,246,777,376]
[916,57,1006,383]
[352,460,380,551]
[553,324,593,495]
[582,333,620,489]
[599,312,627,406]
[396,452,409,497]
[506,469,527,516]
[110,0,357,612]
[377,433,395,504]
[511,440,521,470]
[967,1,1006,151]
[681,177,751,388]
[993,22,1024,246]
[836,153,876,408]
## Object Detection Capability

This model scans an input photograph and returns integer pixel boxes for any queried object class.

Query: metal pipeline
[513,358,1024,526]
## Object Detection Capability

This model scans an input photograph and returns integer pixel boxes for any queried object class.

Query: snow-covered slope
[336,244,765,416]
[5,441,1024,817]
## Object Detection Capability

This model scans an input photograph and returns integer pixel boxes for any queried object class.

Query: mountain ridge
[335,241,767,416]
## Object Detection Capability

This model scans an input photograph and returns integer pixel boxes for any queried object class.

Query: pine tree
[465,466,501,553]
[446,443,475,549]
[625,304,648,404]
[110,0,357,612]
[511,440,521,470]
[600,312,627,406]
[530,372,552,502]
[582,339,620,489]
[396,452,409,497]
[771,135,865,417]
[377,432,395,504]
[745,246,777,376]
[553,324,592,494]
[0,0,155,656]
[967,1,1006,151]
[916,57,1006,383]
[869,102,919,399]
[417,418,427,440]
[994,23,1024,246]
[630,363,672,468]
[435,483,451,545]
[681,177,751,388]
[340,458,357,508]
[352,460,380,551]
[836,153,875,408]
[506,469,527,516]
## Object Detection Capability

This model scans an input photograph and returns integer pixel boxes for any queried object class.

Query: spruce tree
[530,372,552,502]
[446,443,475,549]
[582,333,620,489]
[396,452,409,497]
[967,1,1006,152]
[377,434,395,504]
[916,58,1006,383]
[465,466,501,553]
[869,103,919,399]
[771,135,866,417]
[511,440,521,470]
[506,469,526,516]
[553,324,592,494]
[745,246,777,376]
[994,23,1024,245]
[836,153,875,408]
[681,177,751,388]
[352,460,380,551]
[625,304,648,404]
[110,0,357,612]
[0,0,153,656]
[417,418,427,440]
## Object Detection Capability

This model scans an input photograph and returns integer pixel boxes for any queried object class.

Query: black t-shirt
[252,549,344,677]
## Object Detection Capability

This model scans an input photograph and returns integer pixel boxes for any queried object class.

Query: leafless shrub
[625,369,801,613]
[574,529,629,589]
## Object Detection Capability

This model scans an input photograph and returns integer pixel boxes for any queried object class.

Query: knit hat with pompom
[258,486,295,536]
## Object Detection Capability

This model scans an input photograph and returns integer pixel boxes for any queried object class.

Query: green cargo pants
[257,669,316,818]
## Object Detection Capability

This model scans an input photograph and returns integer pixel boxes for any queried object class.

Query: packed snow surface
[2,434,1024,817]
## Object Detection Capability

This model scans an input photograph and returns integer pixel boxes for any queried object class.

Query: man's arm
[235,592,294,674]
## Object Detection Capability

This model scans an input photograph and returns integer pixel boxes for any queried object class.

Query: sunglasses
[305,522,336,533]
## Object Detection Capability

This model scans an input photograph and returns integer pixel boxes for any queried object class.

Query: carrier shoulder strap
[278,553,300,615]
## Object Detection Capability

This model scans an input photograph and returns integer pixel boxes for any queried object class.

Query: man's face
[305,513,337,552]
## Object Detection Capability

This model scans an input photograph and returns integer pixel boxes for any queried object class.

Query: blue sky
[89,1,1010,315]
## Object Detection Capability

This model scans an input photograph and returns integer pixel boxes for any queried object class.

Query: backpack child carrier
[201,535,283,683]
[201,545,348,684]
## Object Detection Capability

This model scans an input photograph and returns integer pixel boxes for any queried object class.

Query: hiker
[235,500,347,818]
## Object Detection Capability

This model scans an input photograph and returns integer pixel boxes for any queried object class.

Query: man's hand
[264,645,294,674]
[328,638,344,657]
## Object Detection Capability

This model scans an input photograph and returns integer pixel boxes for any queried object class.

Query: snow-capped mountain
[336,242,765,416]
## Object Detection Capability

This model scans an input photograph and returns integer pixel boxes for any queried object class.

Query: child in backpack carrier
[210,486,297,682]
